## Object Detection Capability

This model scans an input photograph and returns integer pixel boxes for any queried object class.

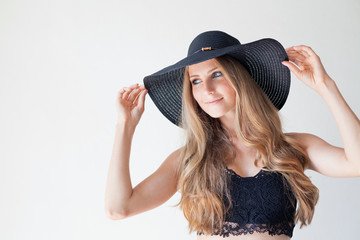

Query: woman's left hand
[282,45,332,94]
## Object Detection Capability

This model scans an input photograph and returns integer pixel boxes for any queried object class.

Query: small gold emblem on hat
[201,47,212,51]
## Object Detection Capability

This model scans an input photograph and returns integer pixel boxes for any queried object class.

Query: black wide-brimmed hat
[143,30,290,127]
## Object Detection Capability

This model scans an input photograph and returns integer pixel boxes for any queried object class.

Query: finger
[292,45,316,58]
[122,87,132,100]
[287,52,306,64]
[132,89,142,106]
[282,61,302,78]
[288,59,304,68]
[120,84,144,100]
[291,59,305,68]
[128,88,141,103]
[286,49,310,60]
[118,88,126,97]
[129,83,140,88]
[286,49,307,58]
[287,54,305,66]
[122,83,140,93]
[136,89,147,109]
[286,46,311,58]
[138,84,145,89]
[134,85,146,96]
[133,88,146,103]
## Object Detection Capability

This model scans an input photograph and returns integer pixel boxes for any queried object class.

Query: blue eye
[191,72,222,85]
[192,79,200,85]
[213,72,222,78]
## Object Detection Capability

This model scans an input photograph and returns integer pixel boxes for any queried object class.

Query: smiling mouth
[206,98,223,104]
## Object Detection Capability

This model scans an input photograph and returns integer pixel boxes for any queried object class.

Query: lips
[206,97,223,104]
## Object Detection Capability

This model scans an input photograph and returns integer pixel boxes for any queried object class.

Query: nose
[204,80,215,94]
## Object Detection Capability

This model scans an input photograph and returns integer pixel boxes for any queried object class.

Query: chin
[205,111,225,119]
[202,107,235,119]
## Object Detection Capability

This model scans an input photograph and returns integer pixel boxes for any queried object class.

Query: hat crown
[187,31,241,56]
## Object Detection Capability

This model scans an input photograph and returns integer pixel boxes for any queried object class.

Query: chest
[224,168,296,224]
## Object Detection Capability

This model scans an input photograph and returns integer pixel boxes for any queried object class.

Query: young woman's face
[188,58,236,119]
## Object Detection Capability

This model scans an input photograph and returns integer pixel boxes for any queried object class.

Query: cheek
[228,88,236,101]
[221,83,236,100]
[192,88,201,103]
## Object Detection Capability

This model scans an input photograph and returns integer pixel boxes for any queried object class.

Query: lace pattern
[197,221,295,237]
[197,167,297,238]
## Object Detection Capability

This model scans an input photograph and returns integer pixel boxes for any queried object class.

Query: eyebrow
[190,67,218,78]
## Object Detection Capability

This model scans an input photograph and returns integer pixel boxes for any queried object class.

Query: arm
[104,83,146,218]
[104,83,182,219]
[120,146,182,219]
[105,122,182,219]
[283,45,360,178]
[104,122,135,218]
[285,132,360,178]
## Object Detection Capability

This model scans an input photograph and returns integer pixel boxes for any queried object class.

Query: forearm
[319,76,360,168]
[105,122,136,216]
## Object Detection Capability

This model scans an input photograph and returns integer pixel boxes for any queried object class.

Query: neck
[219,109,251,150]
[220,109,237,138]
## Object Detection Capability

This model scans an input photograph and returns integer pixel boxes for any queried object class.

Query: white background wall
[1,0,359,239]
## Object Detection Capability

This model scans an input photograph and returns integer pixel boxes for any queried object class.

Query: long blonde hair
[173,55,319,235]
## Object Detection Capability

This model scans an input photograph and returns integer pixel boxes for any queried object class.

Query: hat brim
[144,38,290,127]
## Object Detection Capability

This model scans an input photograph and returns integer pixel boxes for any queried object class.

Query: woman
[105,31,360,239]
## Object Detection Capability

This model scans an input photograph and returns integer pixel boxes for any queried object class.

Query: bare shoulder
[284,131,333,150]
[144,144,185,192]
[284,132,315,148]
[168,145,184,161]
[284,131,335,157]
[284,132,359,177]
[285,131,312,139]
[163,146,184,173]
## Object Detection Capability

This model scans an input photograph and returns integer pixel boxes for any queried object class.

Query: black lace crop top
[197,167,297,238]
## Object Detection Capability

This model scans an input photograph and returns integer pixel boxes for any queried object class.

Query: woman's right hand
[116,83,147,127]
